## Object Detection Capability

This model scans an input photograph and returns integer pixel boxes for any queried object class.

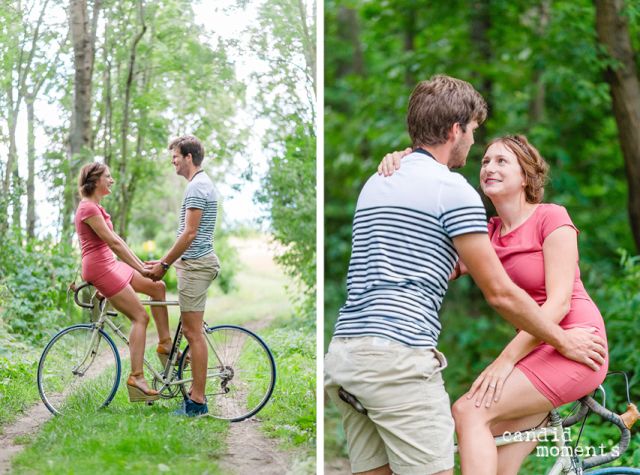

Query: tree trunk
[26,97,36,238]
[594,0,640,253]
[336,7,365,79]
[65,0,102,242]
[296,0,315,96]
[116,8,147,239]
[2,88,21,239]
[470,0,493,144]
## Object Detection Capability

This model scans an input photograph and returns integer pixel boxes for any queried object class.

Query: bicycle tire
[178,324,276,422]
[37,324,121,416]
[586,469,640,474]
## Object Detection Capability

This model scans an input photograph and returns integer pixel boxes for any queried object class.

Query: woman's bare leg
[491,413,549,475]
[129,271,171,347]
[107,284,152,392]
[452,368,554,475]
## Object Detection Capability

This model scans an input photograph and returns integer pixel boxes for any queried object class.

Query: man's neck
[414,143,453,168]
[186,166,203,182]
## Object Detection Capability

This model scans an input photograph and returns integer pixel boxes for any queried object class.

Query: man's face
[448,120,478,169]
[171,149,190,178]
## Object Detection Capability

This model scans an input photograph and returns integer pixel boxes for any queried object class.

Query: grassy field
[3,235,316,473]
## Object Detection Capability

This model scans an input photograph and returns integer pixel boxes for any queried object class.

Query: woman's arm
[467,225,578,408]
[113,233,144,268]
[84,214,149,276]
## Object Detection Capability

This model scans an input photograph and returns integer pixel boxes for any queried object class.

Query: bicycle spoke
[179,326,275,421]
[38,326,120,416]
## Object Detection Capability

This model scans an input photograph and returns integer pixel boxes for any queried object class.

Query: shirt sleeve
[183,181,209,210]
[438,174,488,238]
[78,202,102,221]
[539,204,579,241]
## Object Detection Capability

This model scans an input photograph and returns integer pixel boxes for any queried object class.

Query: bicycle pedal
[146,400,155,406]
[339,387,368,415]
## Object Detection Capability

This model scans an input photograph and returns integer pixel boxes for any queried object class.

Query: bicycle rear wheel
[586,469,640,474]
[178,325,276,422]
[37,324,121,415]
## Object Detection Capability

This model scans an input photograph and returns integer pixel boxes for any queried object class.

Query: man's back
[334,151,487,348]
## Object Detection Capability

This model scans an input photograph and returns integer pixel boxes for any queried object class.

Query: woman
[380,135,608,475]
[75,162,177,402]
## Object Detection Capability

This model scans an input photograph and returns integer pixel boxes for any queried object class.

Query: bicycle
[37,281,277,421]
[340,373,639,474]
[450,373,640,474]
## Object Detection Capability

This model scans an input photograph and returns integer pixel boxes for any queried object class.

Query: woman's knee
[151,280,166,300]
[452,396,477,426]
[132,310,150,326]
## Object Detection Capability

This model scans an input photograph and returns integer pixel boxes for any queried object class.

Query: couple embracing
[324,76,609,475]
[74,135,219,417]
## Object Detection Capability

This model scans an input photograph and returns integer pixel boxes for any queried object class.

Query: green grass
[0,352,41,427]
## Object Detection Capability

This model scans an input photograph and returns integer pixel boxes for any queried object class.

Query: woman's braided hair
[78,162,108,198]
[485,134,550,204]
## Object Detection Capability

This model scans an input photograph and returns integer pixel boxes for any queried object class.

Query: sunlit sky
[11,0,277,236]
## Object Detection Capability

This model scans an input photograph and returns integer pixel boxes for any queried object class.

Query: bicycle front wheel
[586,469,640,474]
[178,325,276,422]
[37,324,121,415]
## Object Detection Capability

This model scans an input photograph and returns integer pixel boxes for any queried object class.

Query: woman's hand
[377,147,413,176]
[466,356,515,409]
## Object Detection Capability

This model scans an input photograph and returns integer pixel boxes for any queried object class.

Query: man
[324,76,606,475]
[146,135,220,418]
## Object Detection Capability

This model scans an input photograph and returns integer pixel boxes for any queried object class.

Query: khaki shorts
[173,253,221,312]
[324,336,454,475]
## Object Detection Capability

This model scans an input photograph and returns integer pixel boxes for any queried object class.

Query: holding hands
[144,260,167,282]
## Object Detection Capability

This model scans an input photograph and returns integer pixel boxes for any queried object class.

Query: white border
[316,0,325,470]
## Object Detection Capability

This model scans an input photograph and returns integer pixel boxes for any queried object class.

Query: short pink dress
[75,201,135,298]
[488,203,608,407]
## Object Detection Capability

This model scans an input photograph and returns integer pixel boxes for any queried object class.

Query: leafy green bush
[0,236,78,342]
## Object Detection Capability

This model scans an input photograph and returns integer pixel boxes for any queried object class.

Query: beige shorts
[173,253,220,312]
[324,336,454,475]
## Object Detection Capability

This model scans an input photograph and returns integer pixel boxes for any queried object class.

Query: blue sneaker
[171,398,208,417]
[171,398,188,416]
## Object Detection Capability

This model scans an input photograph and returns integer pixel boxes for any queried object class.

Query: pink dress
[488,203,608,407]
[75,201,135,298]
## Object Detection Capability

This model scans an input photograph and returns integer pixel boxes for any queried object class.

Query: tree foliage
[240,0,317,323]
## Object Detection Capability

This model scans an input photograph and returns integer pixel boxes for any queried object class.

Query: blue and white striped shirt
[334,152,488,348]
[178,171,218,260]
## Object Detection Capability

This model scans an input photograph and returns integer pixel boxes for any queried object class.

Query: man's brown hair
[168,135,205,166]
[407,75,488,147]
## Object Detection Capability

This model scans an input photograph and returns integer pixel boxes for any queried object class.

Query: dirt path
[217,313,290,475]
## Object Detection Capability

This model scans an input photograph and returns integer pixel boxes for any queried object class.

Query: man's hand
[377,147,412,176]
[145,262,167,282]
[556,327,607,371]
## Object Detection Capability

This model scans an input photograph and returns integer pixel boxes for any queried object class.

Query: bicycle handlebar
[73,281,95,309]
[563,395,632,470]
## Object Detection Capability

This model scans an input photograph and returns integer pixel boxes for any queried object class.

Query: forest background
[324,0,640,471]
[0,0,316,470]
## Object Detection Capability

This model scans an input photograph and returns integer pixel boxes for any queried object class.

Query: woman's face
[96,167,115,196]
[480,142,525,200]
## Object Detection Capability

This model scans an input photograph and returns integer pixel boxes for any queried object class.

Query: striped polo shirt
[333,151,488,348]
[178,170,218,260]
